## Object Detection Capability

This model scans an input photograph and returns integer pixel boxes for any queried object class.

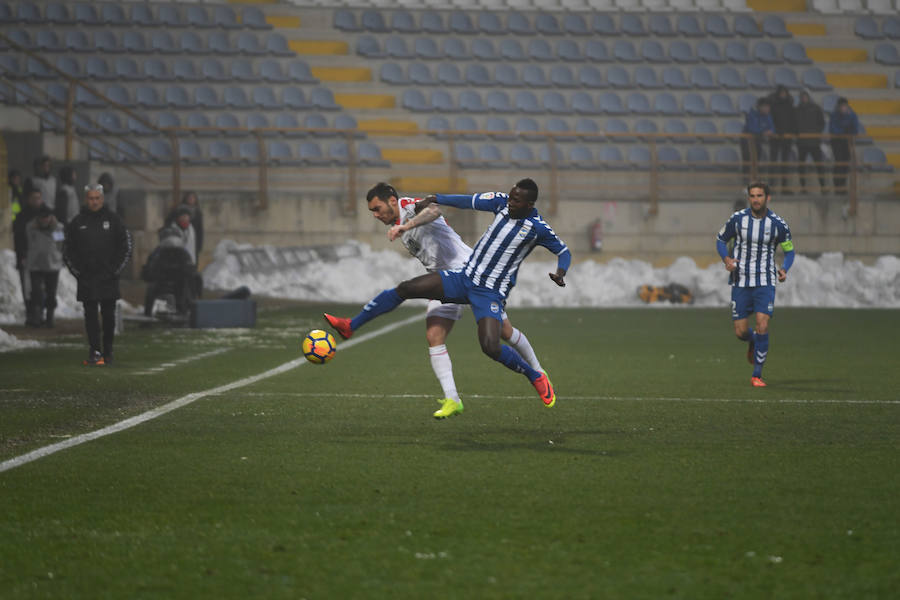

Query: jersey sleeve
[716,214,737,243]
[435,192,507,213]
[535,218,571,270]
[397,198,418,225]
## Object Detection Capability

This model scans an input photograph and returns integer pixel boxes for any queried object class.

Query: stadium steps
[333,93,395,109]
[310,67,372,82]
[288,40,348,55]
[746,0,808,11]
[847,99,900,116]
[265,15,302,29]
[357,119,419,135]
[826,73,889,89]
[806,47,869,62]
[380,148,444,164]
[785,23,827,37]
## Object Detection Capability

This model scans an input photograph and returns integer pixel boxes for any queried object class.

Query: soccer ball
[302,329,337,364]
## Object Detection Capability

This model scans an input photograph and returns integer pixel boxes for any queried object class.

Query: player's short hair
[514,178,539,203]
[746,182,770,197]
[366,182,398,204]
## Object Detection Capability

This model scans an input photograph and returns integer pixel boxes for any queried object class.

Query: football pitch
[1,305,898,598]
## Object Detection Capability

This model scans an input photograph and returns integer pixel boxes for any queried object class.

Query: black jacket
[795,100,826,144]
[768,87,797,135]
[63,206,133,301]
[12,203,42,269]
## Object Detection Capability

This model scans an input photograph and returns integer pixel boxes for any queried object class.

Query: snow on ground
[201,240,900,310]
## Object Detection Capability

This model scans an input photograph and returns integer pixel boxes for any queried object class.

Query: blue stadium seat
[358,142,389,167]
[510,144,539,168]
[725,41,752,64]
[683,93,709,115]
[874,43,900,65]
[201,58,227,82]
[642,40,668,63]
[36,31,62,52]
[438,63,464,86]
[861,147,892,172]
[208,32,235,55]
[135,85,163,108]
[485,116,514,140]
[599,92,627,115]
[247,113,271,130]
[693,119,719,142]
[427,115,450,136]
[621,14,645,36]
[575,117,601,139]
[100,3,126,25]
[65,31,89,52]
[45,82,68,105]
[260,59,288,83]
[738,93,758,113]
[117,140,143,163]
[222,86,250,109]
[453,115,482,139]
[302,113,329,136]
[472,38,497,61]
[381,62,408,85]
[802,67,832,91]
[454,144,477,168]
[148,139,173,163]
[209,141,239,165]
[443,37,468,61]
[108,57,135,80]
[569,145,594,169]
[546,117,574,141]
[131,4,156,26]
[164,85,190,108]
[46,2,72,24]
[402,89,427,111]
[145,58,171,81]
[536,12,561,35]
[478,12,503,35]
[508,12,533,35]
[557,40,583,62]
[0,55,22,78]
[754,42,782,64]
[686,146,711,165]
[705,15,731,37]
[762,15,790,38]
[459,90,486,112]
[97,85,129,107]
[186,5,212,28]
[6,29,32,49]
[391,11,417,33]
[450,11,476,34]
[487,90,513,112]
[119,30,146,53]
[735,15,762,38]
[710,93,738,116]
[182,112,209,134]
[669,41,697,64]
[237,32,265,56]
[773,67,800,89]
[515,91,541,113]
[523,65,549,87]
[564,14,590,36]
[662,67,690,89]
[98,112,125,134]
[723,120,744,138]
[431,90,454,111]
[26,57,53,79]
[231,59,258,82]
[585,41,611,62]
[415,38,441,60]
[334,9,359,32]
[157,4,182,27]
[478,144,509,168]
[628,146,652,170]
[328,141,349,166]
[74,3,99,25]
[715,146,741,167]
[421,11,447,34]
[151,31,177,54]
[179,31,205,54]
[239,141,262,164]
[409,62,435,85]
[650,15,675,37]
[243,6,270,30]
[592,14,617,36]
[717,66,744,89]
[691,66,716,89]
[598,146,625,167]
[663,118,689,140]
[266,34,293,57]
[699,41,725,63]
[745,66,770,89]
[0,2,14,23]
[267,141,296,165]
[607,66,630,88]
[578,66,605,88]
[538,144,566,168]
[614,40,640,63]
[274,113,301,134]
[657,146,684,170]
[386,37,412,59]
[627,92,653,115]
[214,113,241,135]
[528,39,554,62]
[543,91,569,114]
[883,17,900,39]
[677,15,704,38]
[311,87,339,110]
[500,39,526,61]
[783,42,812,65]
[551,65,577,88]
[573,92,600,115]
[466,63,491,86]
[179,140,205,165]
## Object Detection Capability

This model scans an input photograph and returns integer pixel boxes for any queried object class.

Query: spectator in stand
[98,172,118,216]
[28,155,56,212]
[741,98,774,178]
[767,85,797,194]
[165,191,204,262]
[63,183,132,366]
[8,169,24,223]
[795,91,827,194]
[13,185,45,325]
[56,165,79,224]
[25,205,64,328]
[829,98,860,195]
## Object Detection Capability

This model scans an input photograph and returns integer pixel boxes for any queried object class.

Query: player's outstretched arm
[388,204,442,241]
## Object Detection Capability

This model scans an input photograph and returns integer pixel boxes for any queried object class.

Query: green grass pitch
[1,305,898,598]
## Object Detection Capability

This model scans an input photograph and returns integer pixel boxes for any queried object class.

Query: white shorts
[425,300,507,322]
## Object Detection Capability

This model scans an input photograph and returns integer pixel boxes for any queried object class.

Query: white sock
[507,327,544,373]
[429,345,460,402]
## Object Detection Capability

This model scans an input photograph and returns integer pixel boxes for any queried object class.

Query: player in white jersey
[326,178,570,408]
[365,183,546,418]
[716,182,795,387]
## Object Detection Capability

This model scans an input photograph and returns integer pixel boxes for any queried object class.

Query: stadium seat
[179,32,205,54]
[243,7,270,30]
[238,141,262,164]
[454,144,477,168]
[861,147,892,172]
[135,85,164,109]
[783,42,812,65]
[478,144,509,168]
[478,12,503,35]
[472,38,498,61]
[650,15,675,37]
[600,92,627,115]
[491,64,517,88]
[621,14,645,36]
[654,92,680,115]
[64,31,90,52]
[753,42,782,64]
[26,57,53,79]
[717,66,744,89]
[415,38,441,60]
[538,144,566,168]
[773,67,801,89]
[591,14,617,36]
[614,40,640,63]
[546,117,574,141]
[598,145,626,168]
[763,15,791,38]
[186,5,211,28]
[212,113,240,137]
[515,91,542,113]
[508,12,533,35]
[223,87,251,109]
[274,113,301,134]
[130,3,155,26]
[485,116,514,140]
[145,58,172,81]
[691,66,716,89]
[266,34,293,57]
[487,90,513,112]
[745,66,770,89]
[686,146,711,165]
[201,58,227,82]
[391,10,417,33]
[738,93,758,113]
[575,117,601,140]
[260,60,288,83]
[302,113,329,136]
[431,90,455,111]
[662,67,690,89]
[884,17,900,39]
[208,32,235,55]
[0,55,22,78]
[868,0,895,15]
[725,41,752,64]
[333,9,359,32]
[358,142,389,167]
[500,39,527,61]
[523,65,549,87]
[328,141,350,166]
[710,93,738,115]
[578,65,605,88]
[237,32,265,56]
[267,140,296,165]
[536,12,561,35]
[147,139,174,164]
[663,118,689,141]
[453,115,482,139]
[627,92,653,115]
[460,90,486,112]
[510,145,539,169]
[444,38,468,61]
[385,37,412,59]
[693,119,719,142]
[642,40,669,64]
[585,41,611,62]
[151,31,177,54]
[381,62,408,85]
[247,113,271,131]
[684,93,710,115]
[98,112,125,135]
[657,146,684,170]
[116,140,142,163]
[722,120,744,138]
[670,41,697,64]
[122,31,149,53]
[209,141,239,165]
[5,29,32,50]
[607,66,630,88]
[677,15,704,38]
[543,91,570,114]
[421,11,447,34]
[437,63,464,86]
[551,65,577,87]
[528,39,554,62]
[556,40,583,63]
[46,2,73,24]
[357,35,384,58]
[450,11,477,34]
[802,67,832,91]
[699,41,726,63]
[564,14,590,36]
[705,15,731,37]
[874,43,900,65]
[102,85,131,108]
[44,82,68,105]
[311,87,339,110]
[402,89,428,111]
[231,59,258,83]
[35,30,62,52]
[628,146,652,170]
[569,145,594,169]
[108,57,135,80]
[573,92,600,115]
[734,15,762,37]
[74,3,99,25]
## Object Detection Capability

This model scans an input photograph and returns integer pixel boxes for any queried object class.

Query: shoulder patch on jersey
[479,192,495,200]
[399,197,418,208]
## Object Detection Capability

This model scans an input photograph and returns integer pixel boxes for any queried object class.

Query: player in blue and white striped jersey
[325,178,570,408]
[716,182,795,387]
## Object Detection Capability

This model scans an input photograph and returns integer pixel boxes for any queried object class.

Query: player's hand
[723,257,737,272]
[549,272,566,287]
[388,225,404,241]
[414,196,437,214]
[777,268,787,282]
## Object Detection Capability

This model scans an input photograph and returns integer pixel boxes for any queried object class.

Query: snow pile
[202,241,900,309]
[0,249,82,325]
[0,327,40,353]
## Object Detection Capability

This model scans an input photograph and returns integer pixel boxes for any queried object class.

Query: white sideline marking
[237,392,900,406]
[132,348,231,376]
[0,315,421,474]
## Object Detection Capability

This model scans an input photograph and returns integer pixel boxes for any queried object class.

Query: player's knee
[426,330,445,346]
[479,338,501,360]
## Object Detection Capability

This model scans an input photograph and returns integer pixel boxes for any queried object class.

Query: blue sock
[496,345,541,382]
[350,288,403,332]
[752,332,769,377]
[739,328,754,342]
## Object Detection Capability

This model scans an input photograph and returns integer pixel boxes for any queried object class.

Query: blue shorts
[439,269,505,323]
[731,286,776,320]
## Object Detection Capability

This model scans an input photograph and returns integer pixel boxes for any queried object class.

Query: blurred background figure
[829,98,860,195]
[98,173,117,216]
[28,155,56,213]
[8,169,24,223]
[25,205,64,328]
[13,185,45,325]
[142,208,201,317]
[767,85,796,194]
[56,166,79,224]
[740,98,773,177]
[165,191,204,263]
[795,91,827,195]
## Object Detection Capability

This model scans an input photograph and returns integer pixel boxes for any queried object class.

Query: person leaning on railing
[795,90,828,195]
[740,97,774,177]
[829,98,860,195]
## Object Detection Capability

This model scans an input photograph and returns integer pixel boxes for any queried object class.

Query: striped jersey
[436,191,570,299]
[396,197,472,272]
[717,208,792,287]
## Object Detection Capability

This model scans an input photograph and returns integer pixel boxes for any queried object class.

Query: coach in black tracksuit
[64,184,132,365]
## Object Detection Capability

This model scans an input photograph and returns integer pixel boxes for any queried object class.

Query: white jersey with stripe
[397,197,472,272]
[462,192,569,299]
[717,207,792,287]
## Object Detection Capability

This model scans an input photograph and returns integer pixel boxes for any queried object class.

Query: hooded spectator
[25,204,64,327]
[767,85,797,193]
[28,155,56,211]
[795,90,827,193]
[740,98,774,177]
[165,191,204,261]
[829,98,860,194]
[55,165,79,224]
[13,185,45,324]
